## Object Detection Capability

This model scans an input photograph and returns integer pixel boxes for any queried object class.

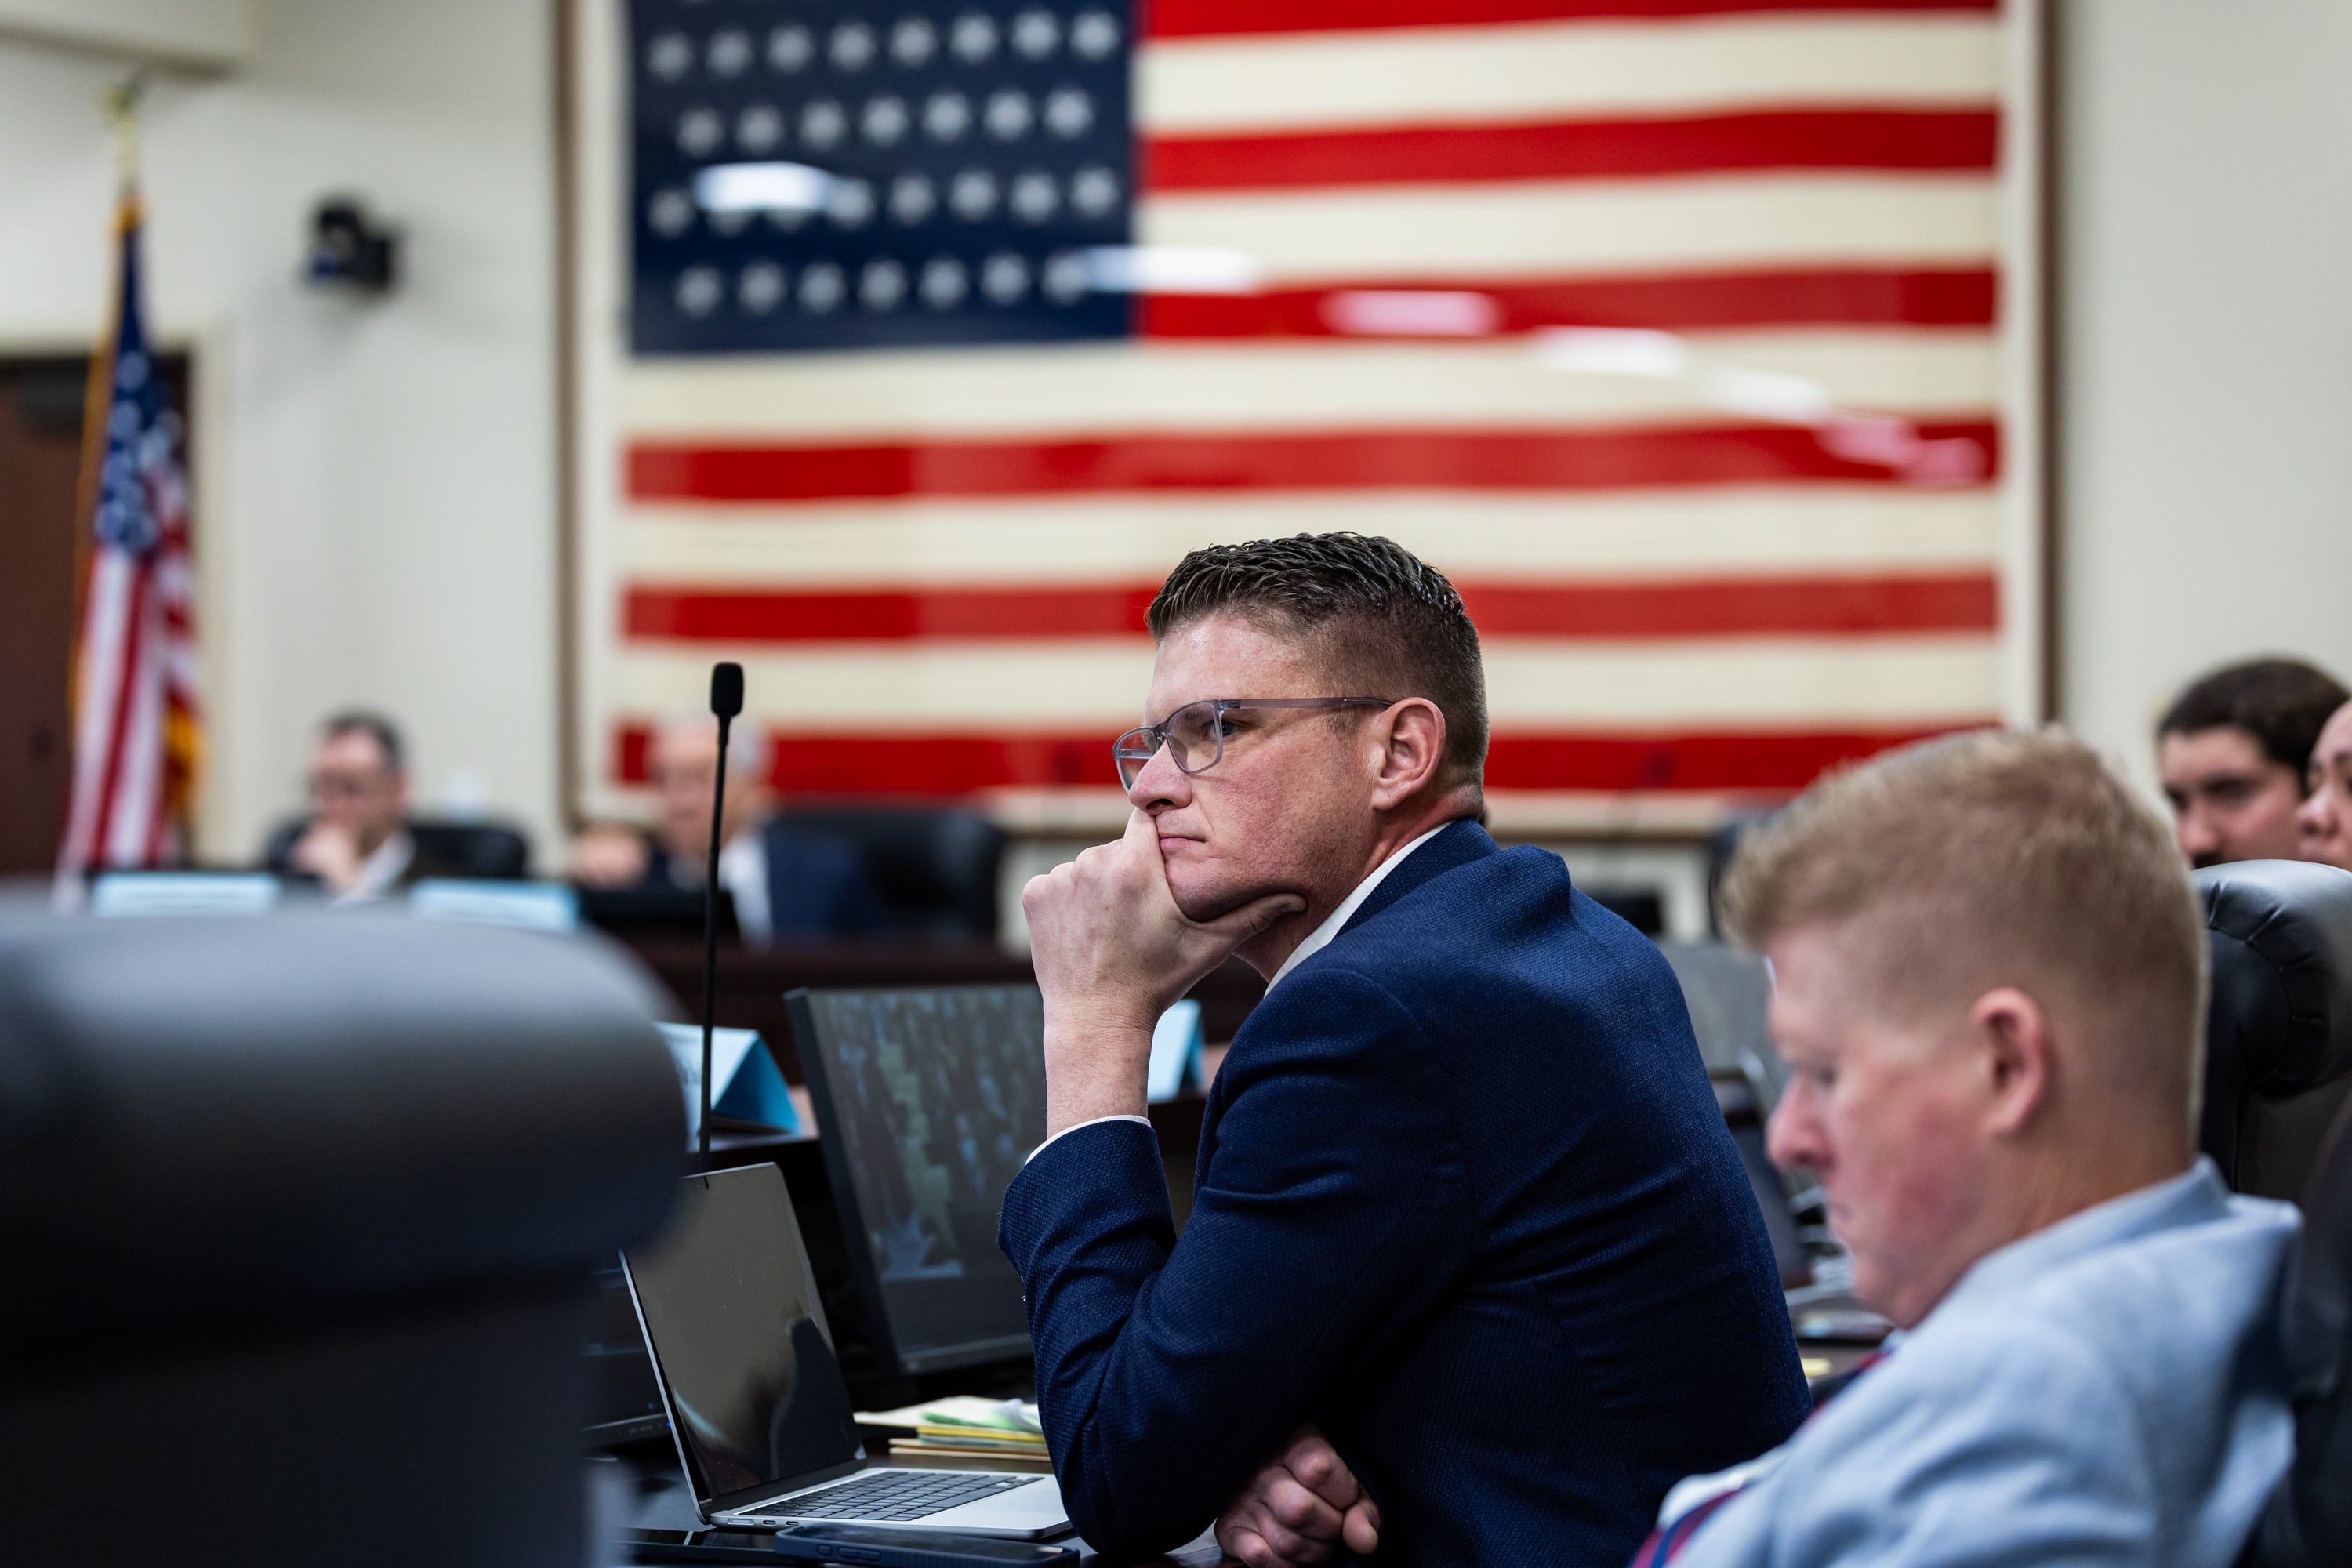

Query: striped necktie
[1628,1348,1889,1567]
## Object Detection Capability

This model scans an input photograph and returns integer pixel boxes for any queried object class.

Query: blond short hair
[1720,728,2208,1120]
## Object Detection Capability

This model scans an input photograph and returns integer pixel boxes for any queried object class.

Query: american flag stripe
[90,564,153,859]
[1145,0,1994,38]
[612,724,1958,796]
[1145,109,1995,191]
[622,572,1997,643]
[612,637,1997,728]
[619,333,1996,435]
[626,420,1998,503]
[1139,15,1998,132]
[1141,176,1994,278]
[63,551,138,866]
[593,0,2024,812]
[616,490,2000,583]
[1140,267,1996,336]
[110,586,172,866]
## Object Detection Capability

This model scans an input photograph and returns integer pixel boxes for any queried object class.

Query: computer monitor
[787,985,1048,1376]
[576,884,739,941]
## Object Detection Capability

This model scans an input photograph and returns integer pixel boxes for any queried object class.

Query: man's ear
[1970,985,2053,1138]
[1368,699,1446,810]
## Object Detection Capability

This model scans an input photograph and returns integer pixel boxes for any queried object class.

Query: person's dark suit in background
[568,714,890,942]
[1005,535,1809,1565]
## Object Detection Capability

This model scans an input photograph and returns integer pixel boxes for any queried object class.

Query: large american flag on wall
[577,0,2031,829]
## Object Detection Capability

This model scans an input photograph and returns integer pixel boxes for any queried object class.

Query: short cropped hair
[319,711,405,775]
[1720,728,2208,1121]
[2158,657,2348,774]
[1145,533,1488,787]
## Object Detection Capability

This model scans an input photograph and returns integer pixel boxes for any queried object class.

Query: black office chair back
[2241,1096,2352,1567]
[777,804,1005,939]
[2198,860,2352,1201]
[0,913,681,1567]
[409,818,532,879]
[263,815,533,880]
[1659,940,1787,1111]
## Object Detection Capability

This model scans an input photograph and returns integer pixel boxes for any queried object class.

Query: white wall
[2059,0,2352,796]
[0,0,561,865]
[0,0,250,70]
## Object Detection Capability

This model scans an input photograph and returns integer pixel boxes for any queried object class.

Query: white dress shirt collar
[340,828,416,903]
[1265,823,1449,992]
[717,828,773,942]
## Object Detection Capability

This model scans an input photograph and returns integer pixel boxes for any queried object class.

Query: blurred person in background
[266,712,463,900]
[568,713,891,942]
[2295,698,2352,873]
[2156,657,2347,867]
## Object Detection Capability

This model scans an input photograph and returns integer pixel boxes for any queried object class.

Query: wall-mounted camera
[303,198,398,293]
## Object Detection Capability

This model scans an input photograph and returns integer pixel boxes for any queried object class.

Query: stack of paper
[858,1396,1051,1472]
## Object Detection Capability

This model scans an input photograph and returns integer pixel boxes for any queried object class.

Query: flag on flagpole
[56,130,201,884]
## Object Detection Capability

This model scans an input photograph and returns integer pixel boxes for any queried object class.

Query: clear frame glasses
[1112,697,1392,790]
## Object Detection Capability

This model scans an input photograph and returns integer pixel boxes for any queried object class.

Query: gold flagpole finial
[100,74,146,198]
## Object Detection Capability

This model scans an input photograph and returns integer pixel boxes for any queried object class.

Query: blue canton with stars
[630,0,1135,354]
[95,226,176,555]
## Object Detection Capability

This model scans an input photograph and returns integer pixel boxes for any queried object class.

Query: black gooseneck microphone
[699,661,745,1161]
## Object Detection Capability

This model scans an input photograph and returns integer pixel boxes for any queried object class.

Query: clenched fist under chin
[1022,811,1303,1136]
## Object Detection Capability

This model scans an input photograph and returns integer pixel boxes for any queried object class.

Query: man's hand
[1214,1427,1380,1567]
[288,822,363,895]
[567,825,651,888]
[1023,811,1301,1134]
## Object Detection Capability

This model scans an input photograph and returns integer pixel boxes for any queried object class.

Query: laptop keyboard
[742,1471,1036,1523]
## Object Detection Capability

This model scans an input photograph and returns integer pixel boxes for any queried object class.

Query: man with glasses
[1000,534,1809,1565]
[269,712,457,899]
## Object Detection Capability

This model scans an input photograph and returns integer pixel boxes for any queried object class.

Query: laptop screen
[789,986,1047,1375]
[621,1164,863,1505]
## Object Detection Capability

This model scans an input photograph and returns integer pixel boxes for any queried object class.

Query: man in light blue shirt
[1654,1162,2292,1568]
[1660,727,2301,1568]
[1214,729,2299,1568]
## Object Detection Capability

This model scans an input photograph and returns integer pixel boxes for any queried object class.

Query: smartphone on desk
[772,1524,1079,1566]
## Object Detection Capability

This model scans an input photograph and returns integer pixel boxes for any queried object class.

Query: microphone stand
[700,662,744,1163]
[699,735,727,1164]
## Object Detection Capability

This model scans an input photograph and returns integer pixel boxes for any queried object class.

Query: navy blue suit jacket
[997,821,1809,1563]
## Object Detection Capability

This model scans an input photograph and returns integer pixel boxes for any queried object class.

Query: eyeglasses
[307,769,394,801]
[1113,697,1393,791]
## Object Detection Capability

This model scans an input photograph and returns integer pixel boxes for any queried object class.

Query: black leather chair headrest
[2197,860,2352,1200]
[0,913,683,1352]
[263,816,533,880]
[779,806,1006,938]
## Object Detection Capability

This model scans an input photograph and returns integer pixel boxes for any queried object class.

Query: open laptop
[619,1162,1070,1540]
